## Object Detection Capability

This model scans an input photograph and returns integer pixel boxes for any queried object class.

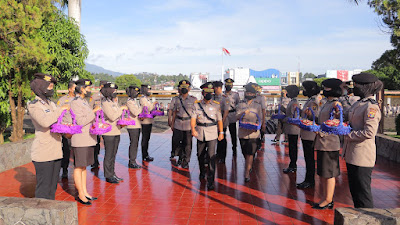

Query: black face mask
[44,89,54,98]
[353,86,363,98]
[323,90,334,97]
[85,91,92,98]
[181,88,188,94]
[204,93,213,100]
[245,95,256,100]
[303,90,313,98]
[225,86,232,91]
[348,88,354,95]
[112,92,118,98]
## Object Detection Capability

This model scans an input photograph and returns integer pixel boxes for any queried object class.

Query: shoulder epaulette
[213,100,220,104]
[195,100,201,103]
[190,95,196,98]
[365,98,378,104]
[30,99,38,104]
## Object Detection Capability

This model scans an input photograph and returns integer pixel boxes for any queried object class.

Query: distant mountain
[85,63,124,76]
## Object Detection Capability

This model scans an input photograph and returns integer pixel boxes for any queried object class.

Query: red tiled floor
[0,132,399,225]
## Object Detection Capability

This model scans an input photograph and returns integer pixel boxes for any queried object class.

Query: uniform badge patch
[368,108,377,119]
[89,97,93,102]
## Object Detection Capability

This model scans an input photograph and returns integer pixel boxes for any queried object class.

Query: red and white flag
[222,47,231,56]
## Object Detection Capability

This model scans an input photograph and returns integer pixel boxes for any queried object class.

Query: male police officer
[213,81,230,163]
[168,80,197,168]
[57,81,76,178]
[224,78,240,156]
[191,82,224,190]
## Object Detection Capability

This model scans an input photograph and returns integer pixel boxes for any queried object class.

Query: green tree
[92,73,116,86]
[115,74,142,90]
[313,78,328,87]
[0,75,11,144]
[303,73,316,79]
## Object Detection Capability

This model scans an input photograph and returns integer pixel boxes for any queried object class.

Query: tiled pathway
[0,131,399,224]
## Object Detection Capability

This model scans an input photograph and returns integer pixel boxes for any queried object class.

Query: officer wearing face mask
[168,80,197,168]
[28,73,70,200]
[343,73,383,208]
[282,85,301,174]
[191,82,224,190]
[101,83,128,183]
[213,81,230,164]
[340,81,360,121]
[139,84,157,162]
[224,78,240,156]
[126,86,143,169]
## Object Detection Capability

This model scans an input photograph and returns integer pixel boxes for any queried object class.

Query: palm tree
[53,0,81,29]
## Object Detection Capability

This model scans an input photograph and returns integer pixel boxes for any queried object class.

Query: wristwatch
[219,132,224,134]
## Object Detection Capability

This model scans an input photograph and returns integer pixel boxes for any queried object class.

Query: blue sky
[79,0,391,77]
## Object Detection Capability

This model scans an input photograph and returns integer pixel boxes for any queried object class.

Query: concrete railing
[334,207,400,225]
[0,197,78,225]
[0,139,32,173]
[376,134,400,163]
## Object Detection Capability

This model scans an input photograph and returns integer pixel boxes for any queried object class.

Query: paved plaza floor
[0,131,399,224]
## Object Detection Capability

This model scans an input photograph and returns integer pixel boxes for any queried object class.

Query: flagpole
[221,48,224,81]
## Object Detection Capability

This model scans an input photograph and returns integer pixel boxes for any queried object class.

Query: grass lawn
[388,134,400,139]
[3,133,35,144]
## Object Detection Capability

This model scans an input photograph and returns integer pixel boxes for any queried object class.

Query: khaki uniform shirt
[70,96,97,147]
[300,96,320,141]
[192,100,222,142]
[139,96,154,124]
[340,95,360,121]
[225,91,241,124]
[213,94,230,128]
[126,98,142,129]
[57,95,74,124]
[343,97,381,167]
[28,96,64,162]
[236,99,263,139]
[281,96,290,109]
[283,98,300,135]
[314,98,341,151]
[169,95,197,131]
[102,99,123,136]
[89,91,103,109]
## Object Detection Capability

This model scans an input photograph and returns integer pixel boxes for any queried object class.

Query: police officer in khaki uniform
[126,86,142,169]
[224,78,240,156]
[191,82,224,190]
[282,85,300,174]
[340,81,360,121]
[28,73,69,200]
[168,80,197,168]
[213,81,230,163]
[57,81,76,179]
[236,83,263,182]
[101,83,127,183]
[89,80,109,168]
[297,81,320,189]
[312,79,343,209]
[70,79,101,205]
[343,73,383,208]
[273,90,290,144]
[139,84,156,162]
[255,85,267,150]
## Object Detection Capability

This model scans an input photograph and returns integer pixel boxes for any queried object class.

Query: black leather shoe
[128,163,142,169]
[77,198,92,205]
[91,163,99,168]
[283,167,297,174]
[296,181,315,189]
[106,177,119,184]
[143,156,154,162]
[177,159,182,166]
[207,182,215,190]
[61,170,68,179]
[86,196,98,201]
[199,173,206,181]
[245,177,250,183]
[113,175,123,181]
[312,201,334,209]
[181,162,189,169]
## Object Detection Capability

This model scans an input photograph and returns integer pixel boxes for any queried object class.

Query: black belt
[176,116,191,121]
[197,122,217,127]
[229,109,236,113]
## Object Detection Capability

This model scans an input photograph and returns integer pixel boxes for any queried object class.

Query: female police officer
[126,86,142,169]
[343,73,383,208]
[28,73,69,200]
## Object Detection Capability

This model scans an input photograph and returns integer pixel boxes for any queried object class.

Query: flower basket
[287,107,301,126]
[117,109,136,126]
[151,103,165,116]
[138,106,154,119]
[51,109,82,135]
[90,110,112,135]
[239,111,261,130]
[271,104,286,120]
[320,104,352,135]
[299,107,320,132]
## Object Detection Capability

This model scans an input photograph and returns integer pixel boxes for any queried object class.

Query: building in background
[287,72,300,86]
[281,72,288,87]
[325,69,365,81]
[190,72,209,89]
[224,67,250,87]
[250,69,281,92]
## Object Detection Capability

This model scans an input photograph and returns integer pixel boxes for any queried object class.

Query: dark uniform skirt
[239,138,258,156]
[72,146,95,168]
[316,150,340,178]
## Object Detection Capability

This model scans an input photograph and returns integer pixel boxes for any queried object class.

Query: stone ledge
[0,197,78,225]
[376,134,400,163]
[0,139,33,173]
[334,207,400,225]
